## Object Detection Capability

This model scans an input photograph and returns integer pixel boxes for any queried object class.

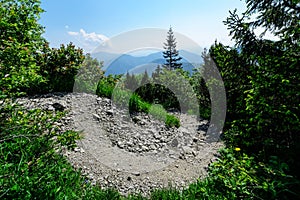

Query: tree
[124,72,138,91]
[206,1,300,198]
[37,43,85,93]
[0,0,85,96]
[73,53,104,93]
[162,27,182,70]
[152,65,162,82]
[0,0,46,96]
[211,0,300,185]
[140,70,149,85]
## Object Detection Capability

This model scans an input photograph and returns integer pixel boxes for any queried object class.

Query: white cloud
[67,31,79,36]
[79,29,108,43]
[67,28,109,53]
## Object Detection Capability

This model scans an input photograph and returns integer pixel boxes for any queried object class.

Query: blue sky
[39,0,246,53]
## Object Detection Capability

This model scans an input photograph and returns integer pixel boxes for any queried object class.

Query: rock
[106,109,114,115]
[47,105,55,111]
[133,172,140,176]
[52,102,66,111]
[171,138,179,147]
[92,113,101,120]
[192,137,198,143]
[132,116,140,123]
[117,141,124,148]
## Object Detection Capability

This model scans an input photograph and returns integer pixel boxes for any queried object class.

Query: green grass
[0,100,122,199]
[96,79,180,128]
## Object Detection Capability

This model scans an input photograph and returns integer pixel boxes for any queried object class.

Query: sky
[39,0,247,53]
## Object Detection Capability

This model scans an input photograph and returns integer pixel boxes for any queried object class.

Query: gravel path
[16,92,223,196]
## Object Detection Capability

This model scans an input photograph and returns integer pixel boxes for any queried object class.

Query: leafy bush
[148,104,167,121]
[208,149,299,199]
[0,0,85,96]
[96,74,120,98]
[129,93,150,113]
[73,53,104,93]
[0,0,46,96]
[208,1,300,185]
[165,114,180,128]
[37,43,85,93]
[96,75,180,127]
[150,149,299,200]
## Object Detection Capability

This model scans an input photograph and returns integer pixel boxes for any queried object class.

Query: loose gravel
[16,92,223,196]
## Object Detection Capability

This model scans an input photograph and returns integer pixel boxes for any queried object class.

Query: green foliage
[203,149,299,199]
[207,0,300,198]
[124,72,138,90]
[189,50,216,120]
[213,0,300,164]
[74,53,104,93]
[165,115,180,128]
[129,93,150,113]
[0,0,46,96]
[37,43,85,93]
[163,27,182,70]
[96,75,180,128]
[135,68,199,115]
[96,74,120,98]
[148,104,167,121]
[0,99,123,199]
[2,0,299,199]
[0,0,85,96]
[148,149,299,200]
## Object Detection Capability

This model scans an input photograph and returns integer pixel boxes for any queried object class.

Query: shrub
[73,53,104,94]
[0,0,46,96]
[165,114,180,128]
[96,75,120,98]
[37,43,85,93]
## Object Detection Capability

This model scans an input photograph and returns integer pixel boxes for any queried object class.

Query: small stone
[141,146,149,151]
[92,113,100,120]
[117,141,124,148]
[74,147,80,152]
[47,105,55,111]
[52,102,65,111]
[133,172,140,176]
[106,109,113,115]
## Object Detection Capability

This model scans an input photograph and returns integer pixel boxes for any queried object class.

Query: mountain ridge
[91,50,203,75]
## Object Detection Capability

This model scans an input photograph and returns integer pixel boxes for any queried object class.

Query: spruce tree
[162,27,182,70]
[140,70,149,85]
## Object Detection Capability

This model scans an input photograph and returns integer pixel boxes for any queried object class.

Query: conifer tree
[162,27,182,70]
[140,70,149,85]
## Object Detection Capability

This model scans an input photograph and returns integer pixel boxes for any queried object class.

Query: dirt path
[17,93,223,196]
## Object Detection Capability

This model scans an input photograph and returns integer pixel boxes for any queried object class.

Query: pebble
[13,92,223,197]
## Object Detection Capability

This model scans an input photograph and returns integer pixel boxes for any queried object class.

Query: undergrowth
[96,75,180,128]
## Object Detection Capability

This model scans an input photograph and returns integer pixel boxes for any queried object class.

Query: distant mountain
[91,50,203,75]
